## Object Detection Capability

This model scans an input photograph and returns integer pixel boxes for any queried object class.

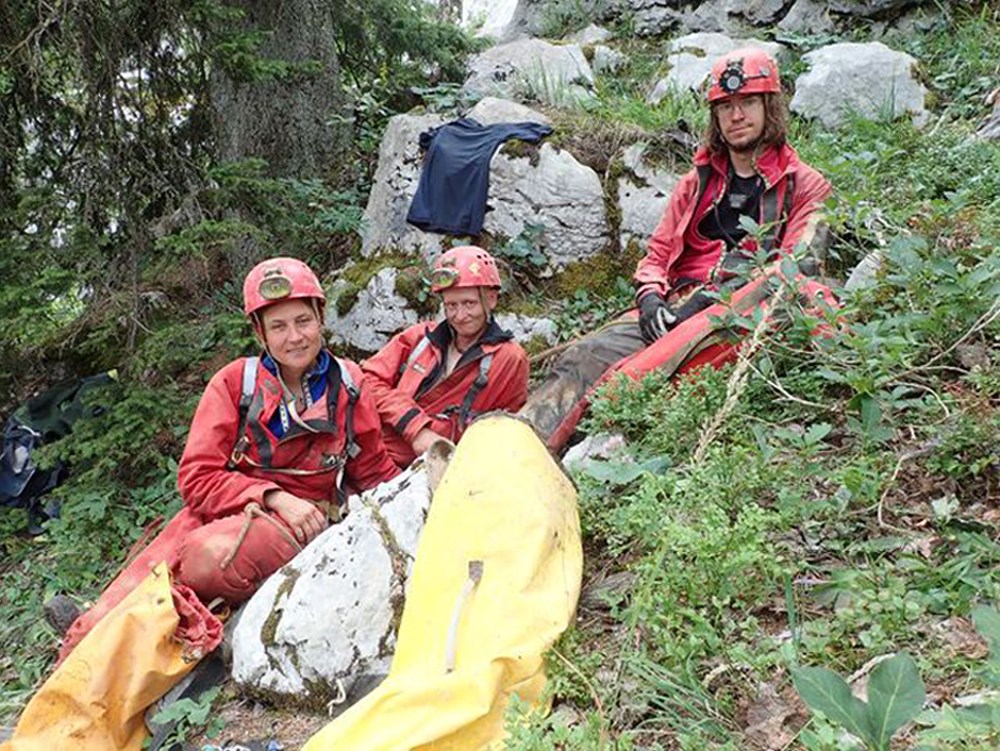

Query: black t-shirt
[697,171,764,249]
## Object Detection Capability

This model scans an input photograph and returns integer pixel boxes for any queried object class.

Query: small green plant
[792,652,926,750]
[916,605,1000,748]
[493,222,549,278]
[144,686,224,749]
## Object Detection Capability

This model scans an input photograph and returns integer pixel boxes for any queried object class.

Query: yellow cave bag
[1,563,219,751]
[304,413,584,751]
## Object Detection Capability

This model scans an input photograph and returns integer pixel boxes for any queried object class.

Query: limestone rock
[647,33,782,105]
[567,23,612,45]
[844,250,884,292]
[461,0,522,40]
[736,0,791,26]
[791,42,928,129]
[463,38,595,108]
[231,465,433,709]
[618,143,679,251]
[563,433,627,470]
[494,312,559,346]
[485,143,608,268]
[593,45,627,75]
[827,0,927,16]
[777,0,835,35]
[505,0,614,40]
[467,96,551,127]
[628,0,689,36]
[360,112,446,258]
[977,91,1000,140]
[326,267,420,353]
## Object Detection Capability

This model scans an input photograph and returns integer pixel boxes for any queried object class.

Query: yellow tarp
[1,564,200,751]
[304,413,583,751]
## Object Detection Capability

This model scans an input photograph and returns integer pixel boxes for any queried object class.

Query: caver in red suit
[521,47,837,451]
[58,257,399,662]
[362,246,529,468]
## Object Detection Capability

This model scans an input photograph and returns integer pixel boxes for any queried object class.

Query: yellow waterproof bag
[305,413,583,750]
[1,563,220,751]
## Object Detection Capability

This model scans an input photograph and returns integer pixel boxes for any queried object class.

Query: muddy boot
[43,594,81,635]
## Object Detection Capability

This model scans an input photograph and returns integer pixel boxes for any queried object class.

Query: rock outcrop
[231,463,433,710]
[791,42,928,128]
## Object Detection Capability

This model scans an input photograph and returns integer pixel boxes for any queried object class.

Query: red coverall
[521,141,834,450]
[59,353,399,661]
[361,318,529,467]
[634,141,830,299]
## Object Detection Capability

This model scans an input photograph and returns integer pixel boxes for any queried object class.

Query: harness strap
[458,353,493,431]
[230,354,358,508]
[333,357,360,508]
[400,334,433,375]
[227,356,259,470]
[760,173,795,256]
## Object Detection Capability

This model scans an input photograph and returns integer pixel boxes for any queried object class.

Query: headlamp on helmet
[707,47,781,103]
[258,269,293,301]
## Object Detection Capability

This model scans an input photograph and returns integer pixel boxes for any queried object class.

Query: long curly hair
[703,92,788,157]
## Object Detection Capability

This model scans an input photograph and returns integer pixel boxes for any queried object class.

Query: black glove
[638,292,677,344]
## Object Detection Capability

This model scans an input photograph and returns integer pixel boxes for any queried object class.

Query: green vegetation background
[1,2,999,749]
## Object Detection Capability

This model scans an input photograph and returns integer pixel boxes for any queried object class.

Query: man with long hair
[522,47,833,450]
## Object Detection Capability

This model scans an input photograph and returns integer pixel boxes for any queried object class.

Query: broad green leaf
[866,652,926,749]
[804,422,833,445]
[792,666,873,744]
[581,455,669,485]
[972,605,1000,651]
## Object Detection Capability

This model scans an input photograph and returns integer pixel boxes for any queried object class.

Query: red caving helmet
[707,47,781,103]
[243,257,326,317]
[429,246,502,293]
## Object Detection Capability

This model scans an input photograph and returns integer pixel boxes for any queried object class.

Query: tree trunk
[209,0,346,179]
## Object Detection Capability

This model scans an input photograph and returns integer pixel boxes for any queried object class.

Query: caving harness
[401,334,495,437]
[228,355,360,507]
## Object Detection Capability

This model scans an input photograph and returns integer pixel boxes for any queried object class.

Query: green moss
[550,247,641,300]
[502,295,548,317]
[521,334,552,358]
[499,139,543,165]
[259,567,302,647]
[330,251,430,317]
[393,264,439,317]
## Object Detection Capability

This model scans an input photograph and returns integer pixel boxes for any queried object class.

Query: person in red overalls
[520,47,836,451]
[361,246,529,468]
[54,256,399,660]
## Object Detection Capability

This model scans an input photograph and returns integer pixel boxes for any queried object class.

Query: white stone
[232,465,432,707]
[485,142,608,268]
[592,45,627,75]
[617,143,679,251]
[360,112,446,258]
[737,0,791,25]
[463,38,595,109]
[791,42,928,129]
[467,96,551,127]
[494,313,559,345]
[566,24,612,45]
[326,267,420,353]
[462,0,522,40]
[562,433,627,471]
[647,33,783,105]
[777,0,835,34]
[844,250,884,292]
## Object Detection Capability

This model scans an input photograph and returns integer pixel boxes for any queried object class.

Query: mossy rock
[551,247,642,300]
[330,252,431,318]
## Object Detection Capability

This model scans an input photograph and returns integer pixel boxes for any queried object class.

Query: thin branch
[892,296,1000,381]
[550,647,611,747]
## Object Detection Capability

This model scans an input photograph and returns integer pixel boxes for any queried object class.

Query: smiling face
[442,287,498,348]
[259,298,323,380]
[714,93,766,153]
